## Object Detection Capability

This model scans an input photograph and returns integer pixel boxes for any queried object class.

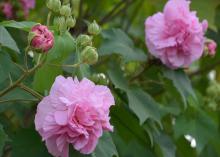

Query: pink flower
[207,40,217,56]
[145,0,208,69]
[30,25,54,52]
[35,76,115,157]
[2,2,13,19]
[19,0,35,17]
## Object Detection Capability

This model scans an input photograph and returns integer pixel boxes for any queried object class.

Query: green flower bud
[71,0,80,17]
[88,20,101,35]
[60,5,72,17]
[53,16,67,33]
[46,0,54,10]
[47,0,61,12]
[63,0,70,5]
[76,35,92,47]
[81,46,98,65]
[66,16,76,28]
[27,32,36,44]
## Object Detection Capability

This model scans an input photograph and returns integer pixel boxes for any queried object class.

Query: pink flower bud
[1,2,13,19]
[207,41,217,56]
[30,25,54,53]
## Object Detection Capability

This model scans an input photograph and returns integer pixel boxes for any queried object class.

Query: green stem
[47,11,52,26]
[24,46,30,70]
[47,62,81,68]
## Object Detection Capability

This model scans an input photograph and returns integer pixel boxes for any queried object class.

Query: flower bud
[76,35,92,47]
[88,20,101,35]
[29,24,54,52]
[71,0,80,17]
[81,46,98,65]
[63,0,70,5]
[47,0,61,12]
[205,39,217,57]
[66,16,76,28]
[53,16,67,33]
[60,5,71,17]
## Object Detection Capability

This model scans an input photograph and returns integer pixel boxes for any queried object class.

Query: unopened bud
[60,5,71,17]
[204,39,217,57]
[47,0,61,12]
[76,35,92,47]
[88,20,101,35]
[66,16,76,28]
[81,46,98,65]
[29,25,54,53]
[63,0,70,5]
[53,16,67,33]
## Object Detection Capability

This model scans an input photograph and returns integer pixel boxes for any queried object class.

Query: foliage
[0,0,220,157]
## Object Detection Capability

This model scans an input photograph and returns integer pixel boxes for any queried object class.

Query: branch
[18,84,43,100]
[0,56,45,98]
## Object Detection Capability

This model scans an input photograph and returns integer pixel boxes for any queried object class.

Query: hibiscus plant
[0,0,220,157]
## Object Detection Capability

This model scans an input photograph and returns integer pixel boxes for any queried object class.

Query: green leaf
[154,132,176,157]
[163,69,196,108]
[92,133,118,157]
[11,128,51,157]
[174,109,218,154]
[0,124,8,156]
[0,21,37,31]
[0,26,20,53]
[108,63,162,125]
[99,29,147,62]
[33,32,75,93]
[107,63,129,91]
[127,88,162,125]
[0,52,14,84]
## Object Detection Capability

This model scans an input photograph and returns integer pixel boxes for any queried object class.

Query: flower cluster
[35,76,115,157]
[145,0,208,69]
[0,0,35,19]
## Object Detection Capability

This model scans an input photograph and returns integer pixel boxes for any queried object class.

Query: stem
[24,46,30,70]
[47,11,52,26]
[0,99,39,104]
[18,84,43,100]
[0,57,45,98]
[47,62,81,68]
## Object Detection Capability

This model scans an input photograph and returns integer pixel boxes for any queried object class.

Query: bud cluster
[46,0,76,34]
[76,34,98,65]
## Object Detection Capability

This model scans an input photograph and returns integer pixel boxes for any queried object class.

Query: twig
[0,57,45,98]
[47,62,81,68]
[18,84,43,100]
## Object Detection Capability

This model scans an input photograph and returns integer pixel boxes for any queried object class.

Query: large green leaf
[174,109,218,154]
[0,21,37,31]
[163,69,196,108]
[11,128,51,157]
[99,29,147,62]
[108,64,162,125]
[92,133,118,157]
[33,32,75,93]
[0,124,8,156]
[127,88,162,125]
[0,26,20,53]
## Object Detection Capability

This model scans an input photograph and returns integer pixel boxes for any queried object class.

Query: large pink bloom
[30,24,54,52]
[35,76,115,157]
[145,0,208,69]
